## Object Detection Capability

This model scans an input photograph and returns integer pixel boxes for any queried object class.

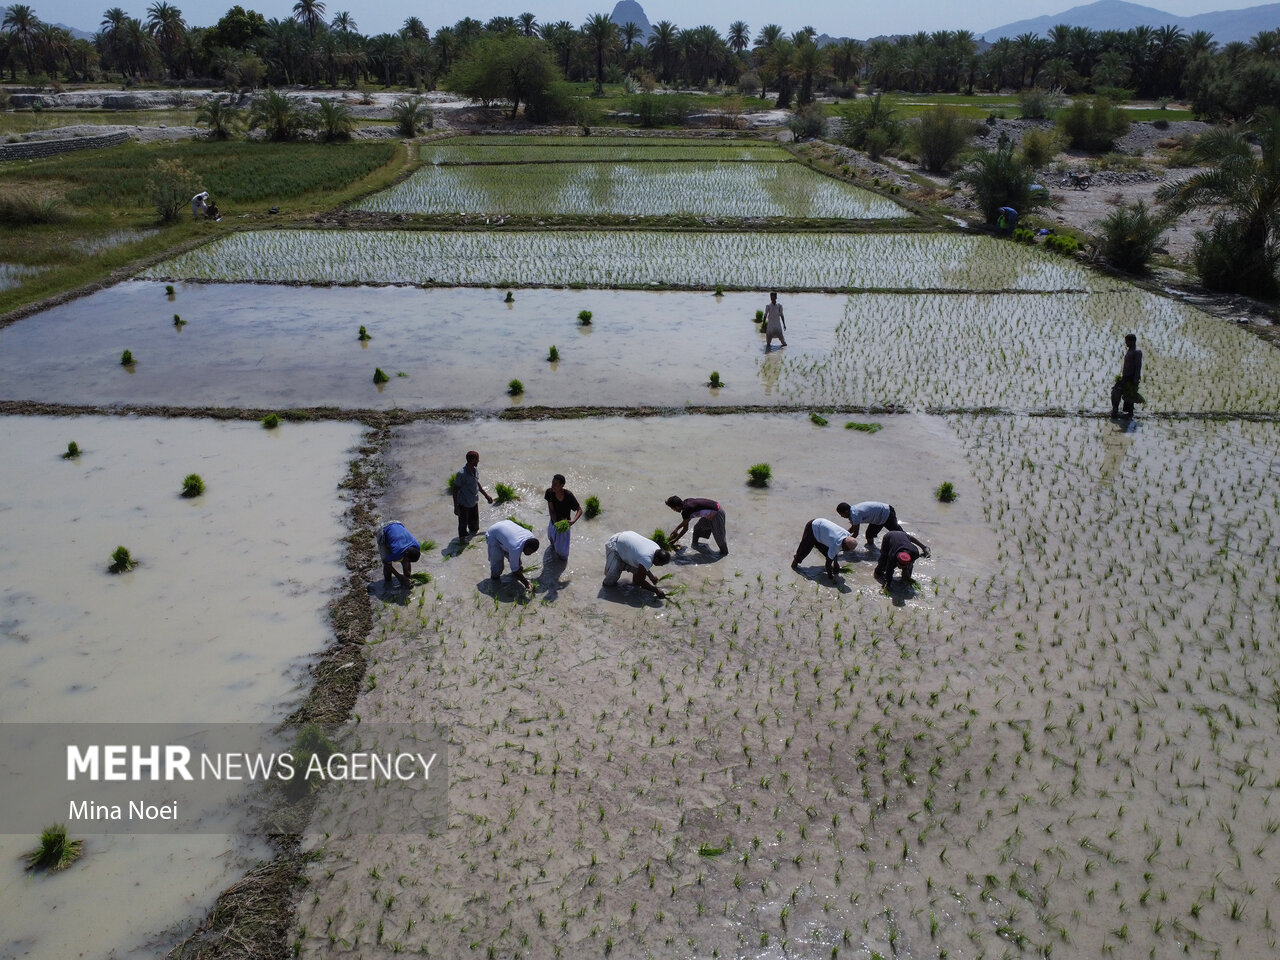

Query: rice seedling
[554,520,571,533]
[165,284,175,296]
[357,325,371,341]
[936,482,957,503]
[846,422,883,433]
[504,291,514,303]
[507,516,533,531]
[120,349,134,365]
[747,463,772,487]
[23,825,83,872]
[584,495,601,519]
[547,345,559,362]
[810,413,829,426]
[578,310,593,326]
[494,483,519,504]
[373,368,390,384]
[172,313,185,328]
[708,371,723,388]
[62,441,80,459]
[507,379,524,396]
[714,285,724,296]
[446,473,459,495]
[181,473,205,498]
[261,413,280,429]
[652,529,674,551]
[108,545,135,573]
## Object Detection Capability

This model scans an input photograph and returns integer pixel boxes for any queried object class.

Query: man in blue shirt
[376,520,422,589]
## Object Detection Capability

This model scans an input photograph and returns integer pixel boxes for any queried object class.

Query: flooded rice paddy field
[356,161,907,219]
[418,136,793,164]
[140,230,1118,292]
[295,413,1280,960]
[3,282,1276,414]
[0,415,360,960]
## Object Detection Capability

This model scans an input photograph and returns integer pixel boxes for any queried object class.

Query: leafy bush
[1192,220,1280,299]
[836,95,902,158]
[314,100,355,142]
[747,463,772,487]
[148,158,200,222]
[914,106,975,173]
[0,188,69,225]
[1019,88,1061,120]
[584,495,601,519]
[936,482,957,503]
[181,474,205,497]
[495,482,519,503]
[1094,200,1170,273]
[1057,97,1130,152]
[950,133,1054,224]
[249,89,305,141]
[1092,86,1134,103]
[1018,128,1058,169]
[195,97,240,140]
[787,104,827,142]
[392,96,433,136]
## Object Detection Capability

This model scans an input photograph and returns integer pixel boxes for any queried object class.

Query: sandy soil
[293,411,1280,960]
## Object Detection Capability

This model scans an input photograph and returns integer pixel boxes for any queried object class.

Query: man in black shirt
[665,496,728,555]
[874,529,931,584]
[1110,333,1144,418]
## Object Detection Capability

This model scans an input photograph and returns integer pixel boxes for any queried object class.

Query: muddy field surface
[4,282,1278,414]
[0,416,360,960]
[294,412,1280,959]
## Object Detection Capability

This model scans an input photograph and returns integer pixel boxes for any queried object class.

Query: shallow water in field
[2,282,1276,414]
[0,416,359,960]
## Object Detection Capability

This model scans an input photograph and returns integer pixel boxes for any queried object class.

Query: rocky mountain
[610,0,652,40]
[982,0,1280,43]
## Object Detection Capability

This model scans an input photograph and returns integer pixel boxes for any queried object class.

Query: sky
[37,0,1248,39]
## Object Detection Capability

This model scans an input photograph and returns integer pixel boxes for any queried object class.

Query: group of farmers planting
[375,450,932,600]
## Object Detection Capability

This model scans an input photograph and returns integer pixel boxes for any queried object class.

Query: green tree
[914,105,975,173]
[145,1,186,78]
[447,35,568,120]
[148,158,200,221]
[836,93,903,159]
[581,12,616,94]
[1056,96,1130,151]
[1093,200,1172,273]
[391,95,432,135]
[1157,108,1280,297]
[3,4,40,74]
[314,98,354,140]
[950,132,1055,224]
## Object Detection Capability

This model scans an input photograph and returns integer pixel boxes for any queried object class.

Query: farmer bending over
[485,519,539,592]
[603,531,671,598]
[376,520,422,589]
[665,496,728,555]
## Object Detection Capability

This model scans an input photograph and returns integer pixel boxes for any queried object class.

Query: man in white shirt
[603,531,672,598]
[485,519,539,591]
[763,290,787,350]
[836,500,903,548]
[791,518,856,579]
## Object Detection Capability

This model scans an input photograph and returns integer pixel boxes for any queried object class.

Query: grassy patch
[23,824,83,872]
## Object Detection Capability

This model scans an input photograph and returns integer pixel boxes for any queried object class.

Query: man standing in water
[1110,333,1144,418]
[453,450,494,542]
[763,291,787,350]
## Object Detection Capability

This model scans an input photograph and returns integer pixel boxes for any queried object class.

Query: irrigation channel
[2,139,1279,960]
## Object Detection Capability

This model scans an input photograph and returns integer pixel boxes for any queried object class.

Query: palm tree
[581,12,616,94]
[542,21,575,76]
[646,20,678,84]
[315,98,353,140]
[249,88,304,139]
[330,11,356,34]
[1156,108,1280,296]
[950,132,1055,224]
[830,39,861,86]
[146,2,186,78]
[3,4,40,74]
[119,16,158,79]
[727,21,748,55]
[753,23,782,54]
[292,0,326,39]
[195,96,240,139]
[793,35,825,105]
[518,12,538,37]
[402,17,427,41]
[391,95,431,135]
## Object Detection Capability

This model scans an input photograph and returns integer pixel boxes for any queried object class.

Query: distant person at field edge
[836,501,905,548]
[453,450,493,542]
[875,529,931,585]
[996,207,1018,233]
[191,191,209,220]
[485,519,539,591]
[791,518,857,579]
[1110,333,1144,418]
[545,473,583,560]
[665,496,728,555]
[205,199,221,221]
[763,290,787,350]
[376,520,421,589]
[602,531,671,598]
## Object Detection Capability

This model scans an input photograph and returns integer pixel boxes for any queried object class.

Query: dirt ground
[293,411,1280,960]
